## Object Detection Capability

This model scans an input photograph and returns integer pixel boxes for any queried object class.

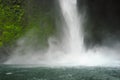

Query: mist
[2,0,120,67]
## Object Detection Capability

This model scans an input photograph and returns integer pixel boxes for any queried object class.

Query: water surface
[0,65,120,80]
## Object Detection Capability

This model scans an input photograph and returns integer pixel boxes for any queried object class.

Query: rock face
[0,46,11,63]
[78,0,120,46]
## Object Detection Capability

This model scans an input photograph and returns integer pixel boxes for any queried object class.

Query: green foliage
[1,25,23,44]
[0,0,25,47]
[0,0,56,48]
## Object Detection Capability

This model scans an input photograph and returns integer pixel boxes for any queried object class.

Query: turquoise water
[0,65,120,80]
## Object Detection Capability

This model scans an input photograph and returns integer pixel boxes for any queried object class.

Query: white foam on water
[6,72,13,75]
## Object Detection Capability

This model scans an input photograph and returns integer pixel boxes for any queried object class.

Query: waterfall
[59,0,84,54]
[4,0,120,67]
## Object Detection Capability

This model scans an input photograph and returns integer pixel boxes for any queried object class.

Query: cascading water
[59,0,84,54]
[4,0,120,67]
